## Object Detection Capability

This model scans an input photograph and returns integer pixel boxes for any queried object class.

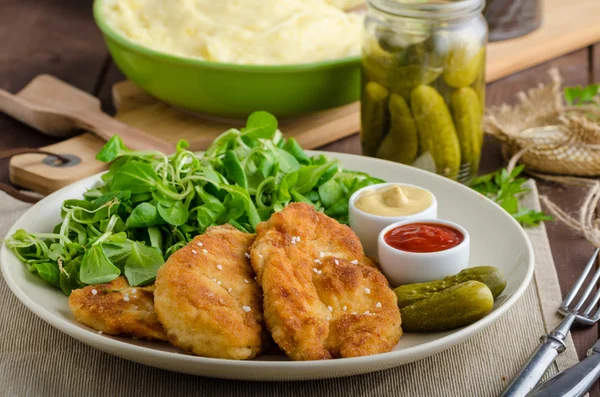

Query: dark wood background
[1,0,599,393]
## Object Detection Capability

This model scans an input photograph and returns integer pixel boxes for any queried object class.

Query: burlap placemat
[0,181,581,397]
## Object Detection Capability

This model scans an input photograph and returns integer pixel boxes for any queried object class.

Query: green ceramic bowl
[93,0,361,119]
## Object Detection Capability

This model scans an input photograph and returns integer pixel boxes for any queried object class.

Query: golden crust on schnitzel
[154,224,263,360]
[250,202,402,360]
[68,276,167,341]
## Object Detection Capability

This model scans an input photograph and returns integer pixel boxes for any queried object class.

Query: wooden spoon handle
[74,111,175,154]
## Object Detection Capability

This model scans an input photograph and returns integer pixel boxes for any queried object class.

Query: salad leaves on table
[6,111,383,295]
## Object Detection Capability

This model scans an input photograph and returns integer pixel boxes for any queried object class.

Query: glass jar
[361,0,487,183]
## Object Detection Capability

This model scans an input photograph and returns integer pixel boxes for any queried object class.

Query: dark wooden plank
[593,43,600,83]
[0,0,109,185]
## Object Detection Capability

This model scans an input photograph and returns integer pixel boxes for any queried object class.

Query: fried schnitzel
[154,224,263,360]
[68,276,167,341]
[250,203,402,361]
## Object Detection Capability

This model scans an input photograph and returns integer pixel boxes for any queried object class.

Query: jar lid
[367,0,484,19]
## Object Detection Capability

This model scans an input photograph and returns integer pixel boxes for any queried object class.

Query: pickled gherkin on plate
[411,85,461,180]
[400,280,494,333]
[376,94,419,164]
[360,81,389,157]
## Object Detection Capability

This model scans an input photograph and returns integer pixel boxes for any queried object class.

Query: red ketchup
[384,223,464,253]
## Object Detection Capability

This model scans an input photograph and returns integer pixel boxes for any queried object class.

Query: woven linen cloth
[0,181,581,397]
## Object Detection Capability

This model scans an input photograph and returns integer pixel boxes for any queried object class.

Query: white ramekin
[349,183,437,258]
[377,219,470,287]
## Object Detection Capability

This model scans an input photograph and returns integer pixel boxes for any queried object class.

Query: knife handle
[498,335,564,397]
[526,348,600,397]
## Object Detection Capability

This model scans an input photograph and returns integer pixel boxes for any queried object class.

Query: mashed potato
[103,0,364,65]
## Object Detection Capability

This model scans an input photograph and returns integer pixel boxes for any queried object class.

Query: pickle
[443,47,485,88]
[401,280,494,333]
[451,87,483,172]
[394,266,506,309]
[376,94,419,164]
[362,35,443,95]
[410,85,461,179]
[363,57,441,95]
[473,78,486,118]
[360,81,390,156]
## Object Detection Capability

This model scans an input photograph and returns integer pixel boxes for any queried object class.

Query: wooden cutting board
[9,82,360,194]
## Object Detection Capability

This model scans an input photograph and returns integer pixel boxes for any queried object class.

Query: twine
[486,68,600,247]
[485,68,600,176]
[506,139,600,248]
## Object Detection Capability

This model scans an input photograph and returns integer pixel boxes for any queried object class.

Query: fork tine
[562,248,599,308]
[574,265,600,312]
[593,307,600,322]
[583,286,600,316]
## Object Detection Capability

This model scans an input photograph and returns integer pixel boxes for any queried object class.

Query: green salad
[7,112,383,295]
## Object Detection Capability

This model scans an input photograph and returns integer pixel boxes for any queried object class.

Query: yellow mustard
[103,0,363,65]
[355,185,432,216]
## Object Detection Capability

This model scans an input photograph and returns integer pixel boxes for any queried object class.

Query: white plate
[0,152,533,381]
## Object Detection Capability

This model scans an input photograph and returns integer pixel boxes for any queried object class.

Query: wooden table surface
[2,0,600,394]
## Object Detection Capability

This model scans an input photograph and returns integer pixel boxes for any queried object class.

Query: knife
[526,338,600,397]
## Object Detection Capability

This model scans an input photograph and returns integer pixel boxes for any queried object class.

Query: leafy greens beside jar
[6,111,384,295]
[360,0,487,183]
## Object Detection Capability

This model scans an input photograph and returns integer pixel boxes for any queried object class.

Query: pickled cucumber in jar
[360,0,487,183]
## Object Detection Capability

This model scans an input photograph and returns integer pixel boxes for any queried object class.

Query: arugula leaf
[318,178,347,207]
[124,242,165,286]
[241,111,278,140]
[32,262,60,288]
[96,136,130,162]
[157,201,189,226]
[470,166,552,227]
[283,138,311,165]
[203,129,239,158]
[110,160,160,194]
[79,245,121,285]
[60,256,83,295]
[102,241,133,268]
[223,150,248,189]
[176,139,190,152]
[295,160,337,194]
[126,203,163,228]
[147,227,163,252]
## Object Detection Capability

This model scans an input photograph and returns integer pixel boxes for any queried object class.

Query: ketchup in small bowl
[378,219,470,286]
[384,223,464,253]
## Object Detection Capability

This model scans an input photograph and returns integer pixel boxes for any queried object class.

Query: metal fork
[499,248,600,397]
[458,163,471,183]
